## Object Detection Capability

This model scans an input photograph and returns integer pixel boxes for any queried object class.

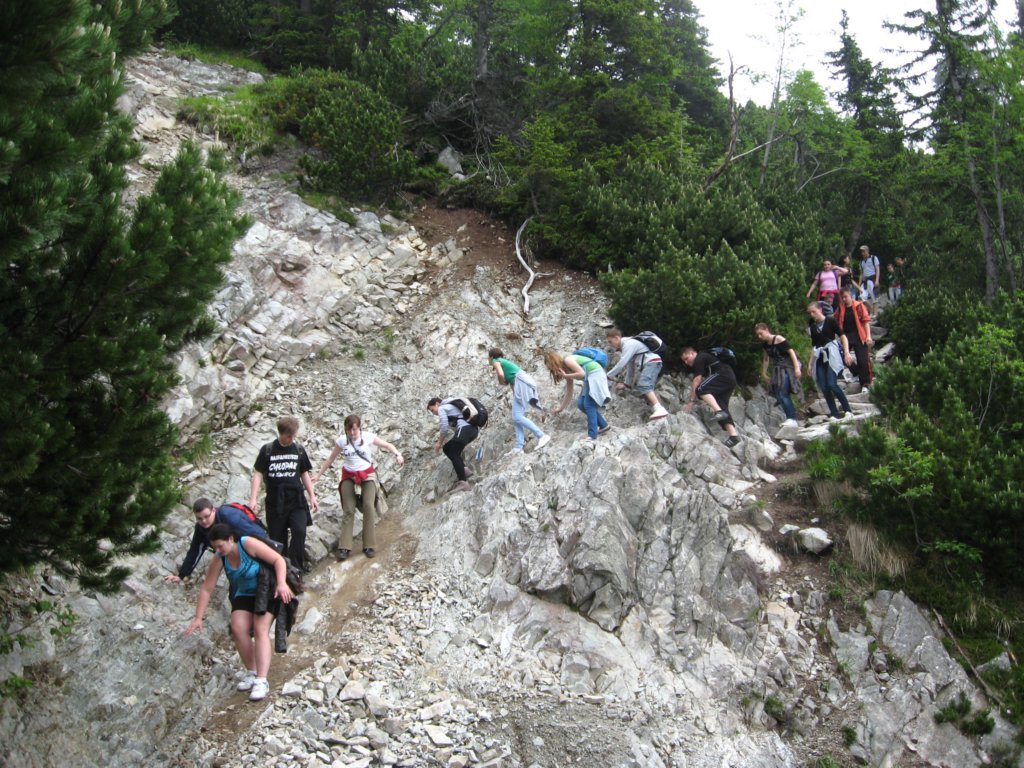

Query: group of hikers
[171,245,896,701]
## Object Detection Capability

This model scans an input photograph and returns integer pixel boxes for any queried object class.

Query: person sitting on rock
[755,323,802,427]
[605,328,669,421]
[681,347,741,448]
[165,498,270,583]
[489,348,551,454]
[543,350,611,440]
[184,524,293,702]
[312,414,403,561]
[427,397,479,493]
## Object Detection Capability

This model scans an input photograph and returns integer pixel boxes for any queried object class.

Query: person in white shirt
[313,414,403,561]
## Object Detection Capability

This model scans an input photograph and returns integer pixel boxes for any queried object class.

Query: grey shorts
[635,361,662,394]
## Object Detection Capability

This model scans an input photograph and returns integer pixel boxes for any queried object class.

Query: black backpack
[450,397,488,428]
[709,346,737,370]
[633,331,668,357]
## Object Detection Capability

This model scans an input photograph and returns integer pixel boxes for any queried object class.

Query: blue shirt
[221,536,261,597]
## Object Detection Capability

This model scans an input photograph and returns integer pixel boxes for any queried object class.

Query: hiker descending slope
[488,348,551,455]
[427,396,486,493]
[605,328,668,421]
[165,498,270,583]
[312,414,404,562]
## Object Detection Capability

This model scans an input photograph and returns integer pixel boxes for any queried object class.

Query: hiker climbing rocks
[755,323,802,426]
[248,416,319,573]
[605,328,669,421]
[681,347,741,448]
[313,414,403,561]
[427,397,483,492]
[836,288,874,393]
[544,350,611,441]
[165,498,270,583]
[806,302,854,420]
[184,524,294,702]
[488,348,551,454]
[806,258,849,315]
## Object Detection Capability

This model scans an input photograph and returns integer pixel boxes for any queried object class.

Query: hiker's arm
[167,525,205,583]
[839,332,853,365]
[373,436,404,466]
[760,352,769,383]
[301,471,319,513]
[244,538,293,604]
[248,471,263,510]
[491,360,507,385]
[806,274,818,298]
[787,347,802,377]
[185,558,222,636]
[550,379,574,414]
[312,445,342,484]
[683,375,703,412]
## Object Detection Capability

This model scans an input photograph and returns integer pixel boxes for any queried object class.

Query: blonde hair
[544,351,566,384]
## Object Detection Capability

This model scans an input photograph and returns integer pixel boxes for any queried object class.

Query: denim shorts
[635,361,662,394]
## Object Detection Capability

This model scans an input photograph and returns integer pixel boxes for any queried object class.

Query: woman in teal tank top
[489,348,550,453]
[185,524,294,701]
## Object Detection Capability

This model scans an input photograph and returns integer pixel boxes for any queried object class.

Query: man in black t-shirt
[248,416,319,571]
[681,347,741,448]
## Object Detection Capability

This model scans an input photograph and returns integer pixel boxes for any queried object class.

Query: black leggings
[443,424,478,481]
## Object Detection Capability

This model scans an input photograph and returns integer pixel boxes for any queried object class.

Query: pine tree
[0,0,249,591]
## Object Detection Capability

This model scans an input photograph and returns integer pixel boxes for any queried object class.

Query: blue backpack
[574,347,609,369]
[709,346,737,370]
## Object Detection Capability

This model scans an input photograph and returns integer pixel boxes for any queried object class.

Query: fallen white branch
[514,216,551,315]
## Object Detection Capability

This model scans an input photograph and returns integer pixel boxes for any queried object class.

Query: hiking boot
[237,670,257,691]
[464,465,474,478]
[249,678,270,701]
[598,425,611,435]
[336,548,351,562]
[363,547,376,558]
[450,480,471,493]
[649,404,669,421]
[713,410,731,422]
[724,435,741,448]
[536,434,552,450]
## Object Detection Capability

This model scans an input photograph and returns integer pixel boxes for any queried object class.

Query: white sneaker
[781,418,799,428]
[649,405,669,421]
[536,434,551,450]
[507,447,523,456]
[237,670,257,691]
[249,678,270,701]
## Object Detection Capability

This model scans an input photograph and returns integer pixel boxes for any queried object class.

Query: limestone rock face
[1,50,1012,768]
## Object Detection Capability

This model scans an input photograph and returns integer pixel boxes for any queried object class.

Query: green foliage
[178,87,276,156]
[763,694,787,723]
[298,77,415,199]
[814,758,842,768]
[163,43,268,74]
[935,691,995,736]
[161,0,252,50]
[0,1,248,591]
[882,288,987,363]
[841,724,858,747]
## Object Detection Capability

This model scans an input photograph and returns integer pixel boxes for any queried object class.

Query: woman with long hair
[543,350,611,440]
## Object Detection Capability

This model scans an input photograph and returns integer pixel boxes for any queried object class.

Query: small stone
[424,725,453,747]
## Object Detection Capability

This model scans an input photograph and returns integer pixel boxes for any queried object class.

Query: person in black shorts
[681,346,741,448]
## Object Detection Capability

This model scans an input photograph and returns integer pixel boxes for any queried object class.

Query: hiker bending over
[806,302,853,420]
[313,414,403,562]
[755,323,802,426]
[681,347,741,448]
[489,348,551,454]
[248,416,319,573]
[605,328,668,421]
[836,288,873,394]
[184,524,293,702]
[806,259,848,315]
[165,498,269,583]
[427,397,479,493]
[544,350,611,440]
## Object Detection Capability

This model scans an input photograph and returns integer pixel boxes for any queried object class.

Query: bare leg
[699,393,722,412]
[230,610,256,672]
[252,612,274,678]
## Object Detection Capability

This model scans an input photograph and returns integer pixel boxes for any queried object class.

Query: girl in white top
[313,415,403,561]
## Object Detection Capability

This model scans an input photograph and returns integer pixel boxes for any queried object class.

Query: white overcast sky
[690,0,1017,106]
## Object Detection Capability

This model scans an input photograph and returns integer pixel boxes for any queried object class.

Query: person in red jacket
[836,288,874,393]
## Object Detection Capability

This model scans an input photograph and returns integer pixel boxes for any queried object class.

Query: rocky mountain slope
[0,50,1017,768]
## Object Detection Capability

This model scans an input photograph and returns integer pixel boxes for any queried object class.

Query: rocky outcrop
[1,50,1016,768]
